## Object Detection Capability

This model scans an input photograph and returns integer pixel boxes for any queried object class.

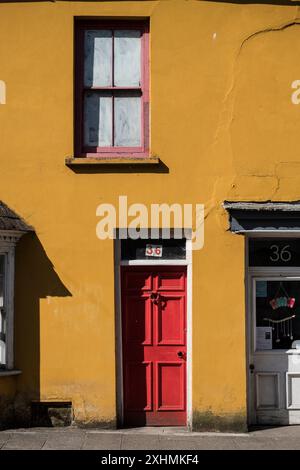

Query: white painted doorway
[247,237,300,425]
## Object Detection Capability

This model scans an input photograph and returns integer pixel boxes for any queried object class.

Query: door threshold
[118,426,190,434]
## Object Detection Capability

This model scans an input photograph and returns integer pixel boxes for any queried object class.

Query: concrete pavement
[0,426,300,450]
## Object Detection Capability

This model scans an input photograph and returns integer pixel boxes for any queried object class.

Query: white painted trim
[186,238,193,430]
[255,350,295,356]
[120,260,188,266]
[114,236,192,429]
[6,247,15,370]
[235,230,300,235]
[246,231,300,425]
[249,267,300,276]
[286,372,300,409]
[223,202,300,211]
[255,372,280,410]
[243,231,300,237]
[245,235,252,425]
[114,240,124,427]
[0,230,25,243]
[0,246,16,371]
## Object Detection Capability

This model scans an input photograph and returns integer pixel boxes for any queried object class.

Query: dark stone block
[31,402,72,427]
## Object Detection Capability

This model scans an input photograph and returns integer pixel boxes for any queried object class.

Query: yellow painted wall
[0,0,300,429]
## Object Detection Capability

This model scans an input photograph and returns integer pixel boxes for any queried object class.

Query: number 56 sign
[145,244,163,258]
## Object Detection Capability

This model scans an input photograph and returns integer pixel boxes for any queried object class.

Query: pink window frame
[75,20,149,158]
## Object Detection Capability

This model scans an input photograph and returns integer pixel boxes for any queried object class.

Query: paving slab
[121,434,161,450]
[42,432,85,450]
[2,433,47,450]
[233,437,285,450]
[159,436,237,450]
[0,432,11,448]
[250,426,300,438]
[268,437,300,450]
[82,433,122,450]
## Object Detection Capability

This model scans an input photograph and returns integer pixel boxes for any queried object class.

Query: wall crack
[210,17,300,203]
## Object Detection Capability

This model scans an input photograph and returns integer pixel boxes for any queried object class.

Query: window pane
[114,30,141,87]
[84,92,112,147]
[0,255,5,366]
[84,30,112,87]
[114,95,141,147]
[255,280,300,350]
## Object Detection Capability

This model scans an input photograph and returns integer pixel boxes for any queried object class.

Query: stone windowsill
[0,369,22,377]
[65,156,160,167]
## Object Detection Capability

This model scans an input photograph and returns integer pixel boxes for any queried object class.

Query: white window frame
[0,230,23,372]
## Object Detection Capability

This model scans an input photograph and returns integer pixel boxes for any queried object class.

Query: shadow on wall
[0,0,299,5]
[13,232,72,427]
[200,1,300,5]
[1,0,298,3]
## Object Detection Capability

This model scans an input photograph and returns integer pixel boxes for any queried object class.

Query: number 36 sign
[249,239,300,267]
[145,244,163,258]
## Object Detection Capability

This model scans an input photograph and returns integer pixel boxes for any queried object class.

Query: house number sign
[269,245,292,263]
[145,244,163,257]
[249,239,300,267]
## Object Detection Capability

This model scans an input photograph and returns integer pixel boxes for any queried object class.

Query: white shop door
[249,276,300,425]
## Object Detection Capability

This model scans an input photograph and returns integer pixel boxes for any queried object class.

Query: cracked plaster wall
[0,1,300,429]
[208,11,300,203]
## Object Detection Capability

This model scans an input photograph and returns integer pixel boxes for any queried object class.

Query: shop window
[250,238,300,351]
[255,280,300,351]
[75,20,149,158]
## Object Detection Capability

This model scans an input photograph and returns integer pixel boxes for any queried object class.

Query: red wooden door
[122,266,187,426]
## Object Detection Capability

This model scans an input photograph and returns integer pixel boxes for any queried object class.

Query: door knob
[249,364,255,374]
[177,351,184,358]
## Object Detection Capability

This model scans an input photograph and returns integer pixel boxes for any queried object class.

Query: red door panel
[122,266,187,426]
[157,295,185,345]
[125,362,153,411]
[124,296,152,345]
[156,362,186,411]
[157,270,186,291]
[124,271,152,291]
